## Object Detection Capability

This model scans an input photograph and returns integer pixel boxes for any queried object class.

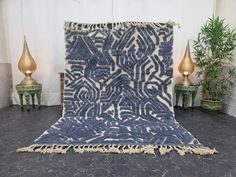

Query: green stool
[175,84,198,109]
[16,83,42,111]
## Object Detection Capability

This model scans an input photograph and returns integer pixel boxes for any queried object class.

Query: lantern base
[179,75,192,87]
[20,75,38,85]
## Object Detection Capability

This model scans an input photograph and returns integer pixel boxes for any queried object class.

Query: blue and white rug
[17,22,217,155]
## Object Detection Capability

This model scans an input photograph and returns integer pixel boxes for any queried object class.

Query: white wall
[1,0,215,105]
[216,0,236,117]
[216,0,236,65]
[0,0,8,63]
[0,0,11,108]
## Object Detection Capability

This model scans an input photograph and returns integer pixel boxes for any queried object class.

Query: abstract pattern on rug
[17,22,217,155]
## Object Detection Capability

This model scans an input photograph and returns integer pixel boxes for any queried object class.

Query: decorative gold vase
[178,41,195,86]
[18,36,38,85]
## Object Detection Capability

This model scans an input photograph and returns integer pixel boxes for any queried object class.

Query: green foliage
[193,16,236,101]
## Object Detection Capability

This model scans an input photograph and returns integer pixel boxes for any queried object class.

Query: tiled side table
[175,84,198,109]
[16,83,42,111]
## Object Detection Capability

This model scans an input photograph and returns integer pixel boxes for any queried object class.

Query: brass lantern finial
[18,36,38,85]
[178,40,195,86]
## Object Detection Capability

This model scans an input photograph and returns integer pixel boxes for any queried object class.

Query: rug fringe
[16,144,71,154]
[64,21,177,31]
[17,144,217,155]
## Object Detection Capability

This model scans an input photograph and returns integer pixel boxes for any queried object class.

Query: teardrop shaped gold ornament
[178,41,195,86]
[18,36,38,85]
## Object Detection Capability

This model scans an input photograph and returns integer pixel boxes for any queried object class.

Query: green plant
[193,16,236,101]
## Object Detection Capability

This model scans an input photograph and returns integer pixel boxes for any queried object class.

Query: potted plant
[193,16,236,111]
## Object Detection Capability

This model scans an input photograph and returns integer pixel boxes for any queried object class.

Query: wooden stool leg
[31,94,35,108]
[37,91,41,110]
[25,94,30,112]
[192,92,196,108]
[19,93,24,111]
[182,93,185,108]
[183,92,190,110]
[175,91,180,107]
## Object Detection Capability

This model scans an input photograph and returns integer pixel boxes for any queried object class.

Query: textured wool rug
[17,22,217,155]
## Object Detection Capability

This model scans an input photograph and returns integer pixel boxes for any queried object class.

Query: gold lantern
[18,36,38,85]
[178,41,195,86]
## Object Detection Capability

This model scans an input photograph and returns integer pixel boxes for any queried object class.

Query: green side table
[16,83,42,111]
[175,84,199,109]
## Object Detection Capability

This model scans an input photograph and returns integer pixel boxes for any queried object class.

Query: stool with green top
[16,83,42,111]
[175,84,198,109]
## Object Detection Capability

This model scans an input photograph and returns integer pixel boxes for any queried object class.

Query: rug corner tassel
[195,146,218,155]
[157,145,218,156]
[16,145,35,153]
[16,144,71,154]
[167,20,181,28]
